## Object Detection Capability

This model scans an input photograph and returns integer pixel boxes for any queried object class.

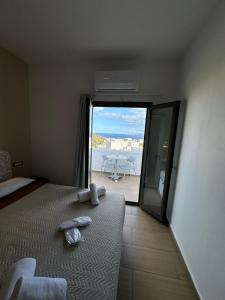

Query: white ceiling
[0,0,219,63]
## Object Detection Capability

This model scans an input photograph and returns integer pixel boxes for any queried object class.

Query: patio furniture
[101,154,115,175]
[106,154,127,182]
[118,156,136,176]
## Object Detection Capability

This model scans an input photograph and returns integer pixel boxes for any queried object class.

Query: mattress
[0,184,125,300]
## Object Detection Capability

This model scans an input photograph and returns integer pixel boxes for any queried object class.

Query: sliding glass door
[140,102,180,222]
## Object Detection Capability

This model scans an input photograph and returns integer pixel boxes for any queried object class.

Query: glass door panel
[140,102,179,222]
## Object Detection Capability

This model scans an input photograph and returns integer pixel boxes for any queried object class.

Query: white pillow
[0,177,35,198]
[0,258,36,300]
[11,276,67,300]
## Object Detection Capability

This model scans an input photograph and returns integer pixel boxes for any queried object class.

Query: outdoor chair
[101,154,115,175]
[118,156,136,176]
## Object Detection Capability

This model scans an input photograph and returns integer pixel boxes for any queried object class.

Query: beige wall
[170,1,225,299]
[29,59,179,185]
[0,47,31,176]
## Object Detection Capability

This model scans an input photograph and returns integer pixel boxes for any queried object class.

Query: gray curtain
[74,95,91,188]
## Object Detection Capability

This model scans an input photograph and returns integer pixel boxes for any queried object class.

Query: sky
[92,107,147,136]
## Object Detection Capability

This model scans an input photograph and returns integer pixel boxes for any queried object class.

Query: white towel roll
[77,186,106,202]
[90,183,99,206]
[11,276,67,300]
[0,258,36,300]
[97,186,106,198]
[77,188,90,202]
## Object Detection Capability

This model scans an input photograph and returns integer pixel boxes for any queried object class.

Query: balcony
[90,149,143,203]
[91,171,140,203]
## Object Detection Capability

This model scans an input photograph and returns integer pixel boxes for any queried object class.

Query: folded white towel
[11,276,67,300]
[90,183,99,206]
[77,186,106,202]
[0,258,36,300]
[72,216,92,227]
[64,227,82,245]
[59,216,92,231]
[58,220,75,231]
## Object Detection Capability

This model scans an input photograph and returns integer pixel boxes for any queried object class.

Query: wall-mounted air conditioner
[94,70,139,92]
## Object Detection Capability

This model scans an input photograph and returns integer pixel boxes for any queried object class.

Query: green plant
[92,133,105,148]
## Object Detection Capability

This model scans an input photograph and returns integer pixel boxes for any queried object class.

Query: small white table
[106,154,127,182]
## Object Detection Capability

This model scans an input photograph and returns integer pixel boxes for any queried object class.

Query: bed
[0,151,125,299]
[0,178,47,209]
[0,150,47,209]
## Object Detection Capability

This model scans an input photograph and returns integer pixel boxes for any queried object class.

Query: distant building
[105,138,143,150]
[90,135,143,150]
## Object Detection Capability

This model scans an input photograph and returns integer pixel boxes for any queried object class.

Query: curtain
[74,95,91,188]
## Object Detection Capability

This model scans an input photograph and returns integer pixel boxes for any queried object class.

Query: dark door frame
[88,100,152,206]
[139,101,180,223]
[85,96,92,187]
[92,101,152,108]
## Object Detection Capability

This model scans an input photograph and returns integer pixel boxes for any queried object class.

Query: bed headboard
[0,150,12,182]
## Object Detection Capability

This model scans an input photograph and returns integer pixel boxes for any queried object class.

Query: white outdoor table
[106,154,127,181]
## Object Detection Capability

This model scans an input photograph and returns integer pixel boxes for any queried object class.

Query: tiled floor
[92,171,140,203]
[117,206,199,300]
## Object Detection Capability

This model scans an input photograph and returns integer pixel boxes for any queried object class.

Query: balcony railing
[91,148,143,176]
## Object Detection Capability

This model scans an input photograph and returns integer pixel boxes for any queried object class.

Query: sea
[96,132,144,139]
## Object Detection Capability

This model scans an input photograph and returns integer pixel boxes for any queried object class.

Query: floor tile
[124,214,169,233]
[131,228,178,252]
[117,206,198,300]
[123,225,133,244]
[133,271,199,300]
[121,244,181,279]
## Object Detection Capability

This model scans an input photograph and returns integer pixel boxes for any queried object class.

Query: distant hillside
[96,132,144,139]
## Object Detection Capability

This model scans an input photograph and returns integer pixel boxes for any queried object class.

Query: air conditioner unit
[94,70,139,92]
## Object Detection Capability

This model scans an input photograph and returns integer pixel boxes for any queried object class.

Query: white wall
[171,1,225,299]
[29,59,179,185]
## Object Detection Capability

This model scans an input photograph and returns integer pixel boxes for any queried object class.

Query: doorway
[87,100,180,222]
[89,102,149,204]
